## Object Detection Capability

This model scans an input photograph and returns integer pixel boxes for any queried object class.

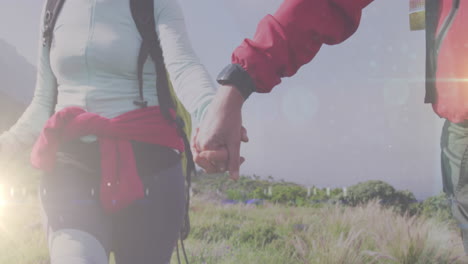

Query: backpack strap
[42,0,66,48]
[42,0,66,110]
[424,0,460,103]
[130,0,174,121]
[130,0,195,243]
[424,0,440,104]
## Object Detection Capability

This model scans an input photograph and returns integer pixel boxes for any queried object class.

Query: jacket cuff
[216,64,256,100]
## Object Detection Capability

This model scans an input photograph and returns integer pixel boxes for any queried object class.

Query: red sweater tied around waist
[31,106,184,213]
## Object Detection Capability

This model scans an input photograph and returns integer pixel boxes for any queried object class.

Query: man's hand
[193,85,247,180]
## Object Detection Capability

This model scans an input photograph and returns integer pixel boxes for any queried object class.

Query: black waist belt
[57,139,181,179]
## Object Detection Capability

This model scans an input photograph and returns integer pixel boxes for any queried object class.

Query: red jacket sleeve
[232,0,373,93]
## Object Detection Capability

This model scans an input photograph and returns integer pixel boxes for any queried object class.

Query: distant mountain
[0,91,25,132]
[0,39,34,132]
[0,38,35,104]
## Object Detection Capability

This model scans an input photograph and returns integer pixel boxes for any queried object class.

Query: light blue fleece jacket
[0,0,215,151]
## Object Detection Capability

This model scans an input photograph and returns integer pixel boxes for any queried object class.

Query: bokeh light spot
[281,86,319,125]
[383,80,410,106]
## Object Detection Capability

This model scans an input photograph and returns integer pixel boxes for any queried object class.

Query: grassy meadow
[1,194,467,264]
[0,161,467,264]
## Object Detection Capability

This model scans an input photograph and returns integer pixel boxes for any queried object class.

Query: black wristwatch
[216,64,256,100]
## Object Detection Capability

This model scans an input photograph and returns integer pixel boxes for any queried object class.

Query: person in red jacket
[193,0,468,253]
[194,0,373,178]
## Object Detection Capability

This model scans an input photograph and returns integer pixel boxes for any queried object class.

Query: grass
[0,198,48,264]
[0,161,466,264]
[0,194,466,264]
[171,195,466,264]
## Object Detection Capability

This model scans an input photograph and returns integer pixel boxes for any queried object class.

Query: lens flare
[0,184,6,222]
[0,184,5,208]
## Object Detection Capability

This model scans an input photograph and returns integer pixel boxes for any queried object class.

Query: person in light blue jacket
[0,0,215,263]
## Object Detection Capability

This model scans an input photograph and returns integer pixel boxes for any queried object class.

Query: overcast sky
[0,0,444,199]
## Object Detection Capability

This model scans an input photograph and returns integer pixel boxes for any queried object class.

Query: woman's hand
[192,85,248,180]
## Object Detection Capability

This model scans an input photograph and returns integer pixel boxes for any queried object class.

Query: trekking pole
[175,238,189,264]
[181,239,189,264]
[176,241,182,264]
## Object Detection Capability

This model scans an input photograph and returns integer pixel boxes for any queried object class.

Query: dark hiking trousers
[39,140,186,264]
[441,119,468,254]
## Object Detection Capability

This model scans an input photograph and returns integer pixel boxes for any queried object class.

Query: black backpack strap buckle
[133,99,148,108]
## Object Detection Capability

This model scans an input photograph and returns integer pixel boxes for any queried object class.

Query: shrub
[343,180,396,206]
[309,188,328,201]
[271,185,307,205]
[190,222,239,243]
[421,192,453,223]
[248,187,268,200]
[341,180,417,215]
[234,225,279,248]
[226,189,245,201]
[391,190,418,215]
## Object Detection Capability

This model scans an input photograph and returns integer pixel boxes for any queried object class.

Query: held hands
[192,85,248,180]
[192,127,248,179]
